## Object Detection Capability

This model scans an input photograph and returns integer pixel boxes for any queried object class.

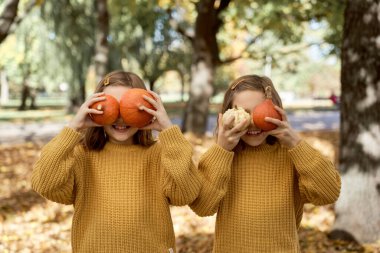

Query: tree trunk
[67,61,87,113]
[18,80,37,110]
[108,45,123,71]
[0,71,9,105]
[19,82,30,111]
[183,61,214,134]
[331,0,380,243]
[148,79,156,91]
[94,0,109,83]
[182,0,230,135]
[29,87,37,109]
[178,70,185,102]
[0,0,20,44]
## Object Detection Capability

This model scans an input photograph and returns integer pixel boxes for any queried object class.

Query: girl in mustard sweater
[31,70,200,252]
[190,75,341,253]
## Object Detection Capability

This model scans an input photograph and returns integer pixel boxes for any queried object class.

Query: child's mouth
[246,129,262,136]
[112,125,130,131]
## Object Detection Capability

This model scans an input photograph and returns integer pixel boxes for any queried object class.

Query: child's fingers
[223,115,235,130]
[228,129,246,142]
[217,113,223,127]
[88,108,104,115]
[87,92,105,101]
[264,117,284,127]
[92,92,105,97]
[230,119,248,133]
[274,106,287,121]
[146,90,164,110]
[231,129,248,139]
[139,105,157,116]
[143,95,159,109]
[146,90,160,101]
[266,128,281,136]
[88,96,106,106]
[238,128,248,136]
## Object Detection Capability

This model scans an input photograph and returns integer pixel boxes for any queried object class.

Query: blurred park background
[0,0,379,252]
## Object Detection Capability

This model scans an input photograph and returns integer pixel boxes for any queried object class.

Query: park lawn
[0,109,68,123]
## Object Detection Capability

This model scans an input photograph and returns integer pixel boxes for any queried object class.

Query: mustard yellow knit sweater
[31,126,200,253]
[190,141,341,253]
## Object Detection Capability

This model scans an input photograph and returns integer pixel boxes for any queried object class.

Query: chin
[104,125,138,144]
[241,131,268,147]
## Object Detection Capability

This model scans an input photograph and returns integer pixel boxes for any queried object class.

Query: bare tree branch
[94,0,109,83]
[274,42,321,56]
[1,0,39,42]
[0,0,20,43]
[220,39,322,66]
[177,25,194,42]
[219,33,262,65]
[216,0,231,14]
[166,7,194,42]
[13,0,37,26]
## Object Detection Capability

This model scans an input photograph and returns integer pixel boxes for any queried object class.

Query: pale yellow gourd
[222,106,251,127]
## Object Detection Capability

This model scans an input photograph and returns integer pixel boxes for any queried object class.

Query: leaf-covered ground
[0,131,379,253]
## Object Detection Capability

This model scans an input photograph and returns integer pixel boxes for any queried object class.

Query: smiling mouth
[112,125,130,131]
[246,129,262,136]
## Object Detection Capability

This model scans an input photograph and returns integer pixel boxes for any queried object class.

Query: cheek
[103,125,112,134]
[130,128,139,135]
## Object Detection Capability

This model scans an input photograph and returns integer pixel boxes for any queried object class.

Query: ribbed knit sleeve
[31,127,84,205]
[288,140,341,206]
[190,144,234,217]
[158,125,201,206]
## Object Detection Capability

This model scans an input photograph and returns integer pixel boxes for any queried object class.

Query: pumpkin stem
[265,86,272,99]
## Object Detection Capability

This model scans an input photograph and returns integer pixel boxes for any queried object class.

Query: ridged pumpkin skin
[222,106,251,127]
[90,94,120,125]
[120,88,155,128]
[252,96,281,131]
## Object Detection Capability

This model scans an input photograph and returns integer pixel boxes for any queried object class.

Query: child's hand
[265,106,301,148]
[139,90,173,131]
[217,113,248,151]
[67,92,106,131]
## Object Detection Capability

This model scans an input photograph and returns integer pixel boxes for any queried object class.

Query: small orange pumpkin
[89,94,120,125]
[252,86,282,131]
[120,88,155,128]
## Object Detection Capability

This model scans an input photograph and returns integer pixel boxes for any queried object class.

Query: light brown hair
[217,74,283,150]
[82,70,155,150]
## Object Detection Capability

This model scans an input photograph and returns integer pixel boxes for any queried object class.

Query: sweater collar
[103,142,145,152]
[242,141,280,153]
